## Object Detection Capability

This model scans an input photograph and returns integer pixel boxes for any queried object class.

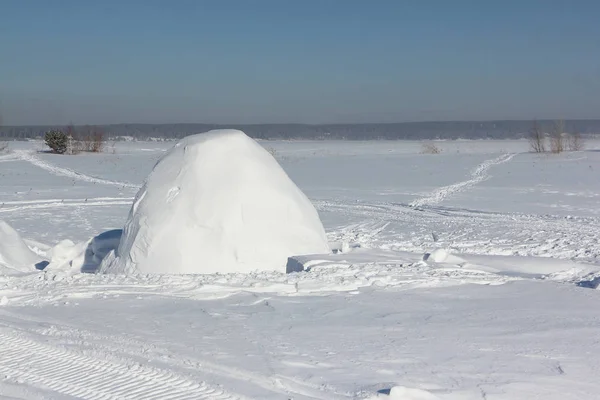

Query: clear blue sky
[1,0,599,125]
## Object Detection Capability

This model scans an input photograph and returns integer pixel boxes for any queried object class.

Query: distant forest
[2,120,600,141]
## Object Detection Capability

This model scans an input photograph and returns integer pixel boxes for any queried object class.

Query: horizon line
[4,118,600,128]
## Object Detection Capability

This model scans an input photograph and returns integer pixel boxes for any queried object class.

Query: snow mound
[369,386,440,400]
[45,239,89,274]
[101,130,329,275]
[423,248,449,263]
[387,386,440,400]
[0,220,42,274]
[45,230,122,275]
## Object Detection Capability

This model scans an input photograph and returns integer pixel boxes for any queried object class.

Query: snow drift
[367,386,440,400]
[44,229,122,275]
[0,220,42,275]
[101,130,329,275]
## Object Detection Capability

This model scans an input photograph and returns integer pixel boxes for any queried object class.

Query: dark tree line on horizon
[1,120,600,141]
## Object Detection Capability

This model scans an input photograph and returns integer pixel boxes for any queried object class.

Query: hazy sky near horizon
[1,0,600,125]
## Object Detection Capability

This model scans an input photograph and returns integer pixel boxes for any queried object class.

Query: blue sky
[1,0,599,125]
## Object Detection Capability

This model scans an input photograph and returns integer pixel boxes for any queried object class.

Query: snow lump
[0,220,43,275]
[101,130,329,275]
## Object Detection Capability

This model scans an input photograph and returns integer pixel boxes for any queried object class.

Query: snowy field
[1,138,600,399]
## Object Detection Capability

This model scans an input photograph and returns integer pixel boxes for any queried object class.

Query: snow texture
[102,130,329,274]
[2,139,600,399]
[368,386,440,400]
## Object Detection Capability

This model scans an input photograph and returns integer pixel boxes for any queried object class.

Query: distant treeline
[2,120,600,141]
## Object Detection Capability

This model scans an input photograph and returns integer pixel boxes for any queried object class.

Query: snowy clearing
[1,138,600,399]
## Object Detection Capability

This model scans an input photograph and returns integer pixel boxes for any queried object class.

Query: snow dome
[101,130,329,274]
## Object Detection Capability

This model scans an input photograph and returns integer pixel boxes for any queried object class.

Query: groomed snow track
[0,329,239,400]
[0,197,134,213]
[14,150,139,189]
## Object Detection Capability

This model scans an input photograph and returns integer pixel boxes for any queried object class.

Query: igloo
[101,130,329,275]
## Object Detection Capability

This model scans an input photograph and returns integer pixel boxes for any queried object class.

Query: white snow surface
[102,130,329,274]
[1,138,600,399]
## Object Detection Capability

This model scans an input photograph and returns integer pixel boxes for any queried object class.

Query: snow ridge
[15,150,139,188]
[410,153,515,208]
[0,329,239,400]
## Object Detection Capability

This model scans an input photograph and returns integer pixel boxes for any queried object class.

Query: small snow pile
[423,248,450,263]
[369,386,440,400]
[101,130,329,275]
[387,387,440,400]
[44,239,89,275]
[0,220,43,275]
[45,230,122,275]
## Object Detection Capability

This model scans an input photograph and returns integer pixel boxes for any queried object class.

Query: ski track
[409,153,516,208]
[318,199,600,261]
[0,328,239,400]
[0,197,134,213]
[14,150,139,189]
[0,153,18,163]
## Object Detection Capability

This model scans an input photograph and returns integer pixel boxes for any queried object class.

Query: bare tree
[77,125,105,153]
[65,124,80,154]
[566,131,585,151]
[529,119,546,153]
[265,146,278,158]
[0,112,7,153]
[89,126,105,152]
[549,120,565,154]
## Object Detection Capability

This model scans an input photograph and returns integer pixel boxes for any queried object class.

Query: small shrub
[90,128,105,152]
[72,125,105,153]
[106,140,117,154]
[566,132,585,151]
[266,146,278,157]
[45,130,68,154]
[421,141,441,154]
[528,119,546,153]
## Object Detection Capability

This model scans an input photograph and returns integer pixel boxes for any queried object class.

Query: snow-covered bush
[44,130,68,154]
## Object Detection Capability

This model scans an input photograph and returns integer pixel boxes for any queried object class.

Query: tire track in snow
[409,153,516,208]
[14,150,139,189]
[0,329,239,400]
[0,311,349,400]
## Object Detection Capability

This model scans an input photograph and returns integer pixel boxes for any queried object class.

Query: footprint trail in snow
[409,153,516,208]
